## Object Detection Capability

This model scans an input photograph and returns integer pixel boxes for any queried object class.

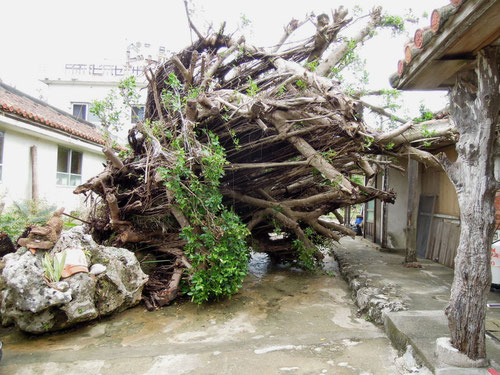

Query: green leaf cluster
[305,60,319,72]
[381,14,405,34]
[90,75,140,143]
[363,136,374,148]
[157,133,250,304]
[161,73,201,115]
[413,105,434,123]
[349,175,364,185]
[246,76,260,97]
[330,39,369,93]
[0,200,56,240]
[295,79,307,89]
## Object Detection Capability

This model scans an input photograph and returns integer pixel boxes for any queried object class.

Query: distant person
[355,215,363,236]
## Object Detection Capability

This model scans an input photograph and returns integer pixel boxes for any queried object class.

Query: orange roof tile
[0,82,105,145]
[390,0,467,88]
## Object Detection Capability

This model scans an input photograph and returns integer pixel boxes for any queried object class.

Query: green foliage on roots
[157,132,250,304]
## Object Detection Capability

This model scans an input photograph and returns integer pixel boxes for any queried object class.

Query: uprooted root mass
[75,9,454,308]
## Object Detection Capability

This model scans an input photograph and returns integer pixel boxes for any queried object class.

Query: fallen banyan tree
[74,8,456,309]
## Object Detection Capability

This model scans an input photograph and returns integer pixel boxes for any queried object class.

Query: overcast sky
[0,0,449,118]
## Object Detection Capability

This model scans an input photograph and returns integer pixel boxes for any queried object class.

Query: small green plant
[385,141,395,150]
[363,136,374,148]
[349,175,364,185]
[117,145,133,159]
[295,79,307,89]
[0,200,57,240]
[381,88,402,111]
[161,73,184,113]
[305,227,327,248]
[292,239,316,272]
[277,85,287,97]
[240,13,252,28]
[420,124,436,137]
[229,129,240,149]
[329,38,371,94]
[419,123,436,149]
[42,252,66,283]
[413,104,434,123]
[305,60,319,72]
[321,149,338,162]
[246,76,260,97]
[381,14,405,34]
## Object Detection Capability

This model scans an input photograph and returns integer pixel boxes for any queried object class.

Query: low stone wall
[333,249,407,325]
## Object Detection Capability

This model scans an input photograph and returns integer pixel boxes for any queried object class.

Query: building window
[56,146,82,186]
[72,103,100,123]
[0,131,3,181]
[131,106,145,123]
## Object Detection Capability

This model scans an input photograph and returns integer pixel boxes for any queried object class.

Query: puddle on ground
[0,250,375,359]
[247,252,272,278]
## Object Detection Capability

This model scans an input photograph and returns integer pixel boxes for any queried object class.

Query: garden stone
[0,226,148,333]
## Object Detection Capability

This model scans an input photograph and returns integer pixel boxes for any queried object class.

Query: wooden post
[405,159,419,263]
[344,205,351,228]
[30,145,38,202]
[381,167,389,248]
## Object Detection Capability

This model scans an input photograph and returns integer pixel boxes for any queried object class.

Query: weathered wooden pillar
[405,158,419,263]
[30,145,38,202]
[381,166,389,248]
[344,206,351,228]
[442,46,500,360]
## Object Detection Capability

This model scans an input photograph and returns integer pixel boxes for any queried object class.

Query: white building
[40,41,165,141]
[0,82,106,212]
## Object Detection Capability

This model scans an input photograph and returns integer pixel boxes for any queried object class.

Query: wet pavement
[333,237,500,374]
[0,252,403,374]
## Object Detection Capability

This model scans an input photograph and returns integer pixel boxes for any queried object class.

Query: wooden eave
[395,0,500,90]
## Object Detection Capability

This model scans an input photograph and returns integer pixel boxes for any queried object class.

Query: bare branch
[272,14,314,53]
[183,0,204,41]
[316,7,382,77]
[360,99,408,124]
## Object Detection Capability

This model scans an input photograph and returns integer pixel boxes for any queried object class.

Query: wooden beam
[30,145,38,202]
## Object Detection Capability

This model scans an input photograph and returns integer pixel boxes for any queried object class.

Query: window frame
[72,102,100,122]
[56,146,82,187]
[72,102,88,121]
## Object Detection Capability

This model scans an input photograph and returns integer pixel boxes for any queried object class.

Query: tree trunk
[443,46,500,360]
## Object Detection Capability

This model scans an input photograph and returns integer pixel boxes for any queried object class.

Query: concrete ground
[333,236,500,375]
[0,252,404,375]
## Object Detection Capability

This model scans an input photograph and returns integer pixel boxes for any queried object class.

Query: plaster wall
[386,167,412,249]
[0,119,105,211]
